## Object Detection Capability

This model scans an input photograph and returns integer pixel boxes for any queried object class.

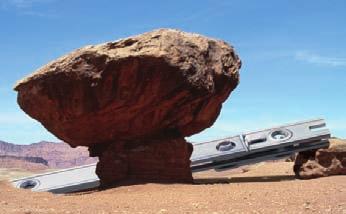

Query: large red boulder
[14,29,241,186]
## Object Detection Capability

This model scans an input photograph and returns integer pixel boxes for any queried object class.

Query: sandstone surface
[14,29,241,185]
[294,138,346,179]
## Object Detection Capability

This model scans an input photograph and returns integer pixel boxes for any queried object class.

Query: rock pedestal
[93,138,193,186]
[14,29,241,186]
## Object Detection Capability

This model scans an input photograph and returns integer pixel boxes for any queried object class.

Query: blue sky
[0,0,345,144]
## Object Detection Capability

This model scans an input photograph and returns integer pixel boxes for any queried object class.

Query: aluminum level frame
[190,118,330,172]
[11,118,330,194]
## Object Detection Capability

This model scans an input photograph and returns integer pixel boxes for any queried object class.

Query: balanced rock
[14,29,241,186]
[294,138,346,179]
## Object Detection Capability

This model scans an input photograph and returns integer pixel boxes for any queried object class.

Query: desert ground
[0,161,345,214]
[0,168,35,181]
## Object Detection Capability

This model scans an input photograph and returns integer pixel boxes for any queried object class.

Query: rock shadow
[193,175,296,184]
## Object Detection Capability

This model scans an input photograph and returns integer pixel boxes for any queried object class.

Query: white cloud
[3,0,54,8]
[295,51,346,67]
[1,0,57,17]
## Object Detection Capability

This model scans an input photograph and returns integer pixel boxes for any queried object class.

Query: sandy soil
[0,162,345,214]
[0,168,35,181]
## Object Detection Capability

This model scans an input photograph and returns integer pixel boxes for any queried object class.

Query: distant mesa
[0,155,48,171]
[0,140,97,171]
[14,29,241,186]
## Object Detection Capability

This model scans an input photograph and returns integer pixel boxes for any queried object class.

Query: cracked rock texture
[294,138,346,179]
[14,29,241,186]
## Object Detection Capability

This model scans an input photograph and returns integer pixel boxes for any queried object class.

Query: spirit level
[11,118,330,194]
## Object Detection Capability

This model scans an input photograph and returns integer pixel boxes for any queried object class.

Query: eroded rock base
[93,138,193,187]
[294,139,346,179]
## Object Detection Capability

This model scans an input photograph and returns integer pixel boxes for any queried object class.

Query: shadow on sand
[193,175,296,184]
[69,175,296,195]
